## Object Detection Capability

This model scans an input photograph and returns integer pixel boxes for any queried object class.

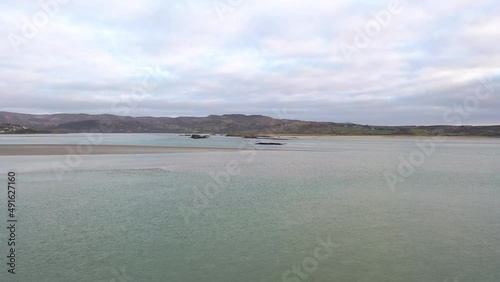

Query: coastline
[3,132,498,138]
[261,133,500,138]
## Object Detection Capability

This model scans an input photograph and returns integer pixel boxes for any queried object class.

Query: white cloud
[0,0,499,125]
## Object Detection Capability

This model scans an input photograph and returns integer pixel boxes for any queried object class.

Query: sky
[1,0,499,125]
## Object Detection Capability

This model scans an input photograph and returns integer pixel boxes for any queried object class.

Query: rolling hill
[0,111,499,137]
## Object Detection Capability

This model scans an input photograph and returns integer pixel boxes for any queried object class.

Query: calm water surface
[0,134,499,281]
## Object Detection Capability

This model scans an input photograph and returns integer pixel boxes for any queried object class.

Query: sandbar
[0,144,245,156]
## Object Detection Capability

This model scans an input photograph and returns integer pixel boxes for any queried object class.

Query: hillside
[0,122,48,134]
[0,111,499,137]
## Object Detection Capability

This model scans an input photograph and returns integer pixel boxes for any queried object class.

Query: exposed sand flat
[0,144,245,156]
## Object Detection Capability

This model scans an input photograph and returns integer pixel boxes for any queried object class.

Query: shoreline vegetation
[226,133,500,138]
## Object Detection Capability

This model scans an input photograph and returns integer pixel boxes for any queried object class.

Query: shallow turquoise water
[0,135,499,281]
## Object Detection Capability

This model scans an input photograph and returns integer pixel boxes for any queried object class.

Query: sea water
[0,135,499,281]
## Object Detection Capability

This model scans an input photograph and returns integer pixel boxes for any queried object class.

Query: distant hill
[0,111,499,137]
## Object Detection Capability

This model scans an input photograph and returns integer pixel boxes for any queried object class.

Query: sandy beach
[0,144,244,156]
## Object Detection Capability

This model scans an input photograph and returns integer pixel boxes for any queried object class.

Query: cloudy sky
[1,0,499,125]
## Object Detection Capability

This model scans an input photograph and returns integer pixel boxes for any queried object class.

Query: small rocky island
[190,134,210,139]
[255,142,284,146]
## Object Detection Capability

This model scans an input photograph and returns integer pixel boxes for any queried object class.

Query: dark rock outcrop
[191,134,209,139]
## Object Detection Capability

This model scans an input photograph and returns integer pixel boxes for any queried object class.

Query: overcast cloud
[1,0,499,125]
